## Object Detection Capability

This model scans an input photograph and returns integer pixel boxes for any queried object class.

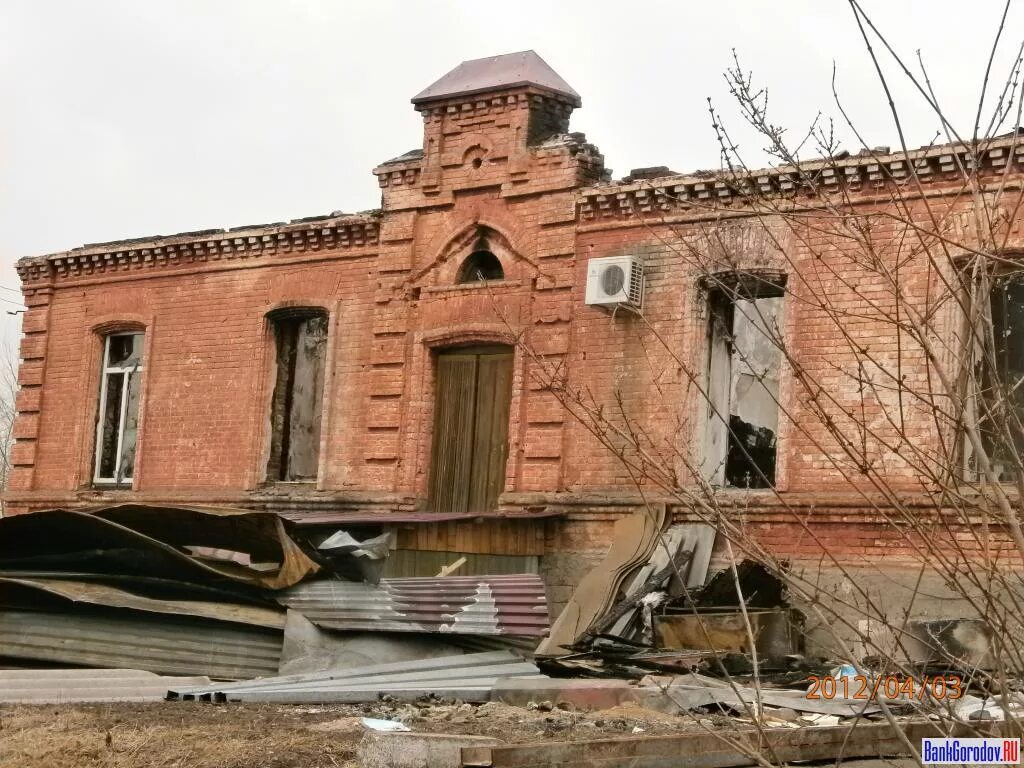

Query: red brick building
[9,52,1024,643]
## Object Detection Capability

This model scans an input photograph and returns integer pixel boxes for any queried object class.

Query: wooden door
[428,346,513,513]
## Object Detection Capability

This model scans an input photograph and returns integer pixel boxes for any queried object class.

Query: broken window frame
[700,272,787,490]
[93,331,145,487]
[264,307,329,484]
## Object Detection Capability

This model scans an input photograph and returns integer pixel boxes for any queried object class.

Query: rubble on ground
[0,504,1016,767]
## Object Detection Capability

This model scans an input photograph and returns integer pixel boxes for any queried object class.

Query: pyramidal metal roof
[412,50,581,106]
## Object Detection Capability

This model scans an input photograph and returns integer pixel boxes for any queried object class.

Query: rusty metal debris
[0,504,551,683]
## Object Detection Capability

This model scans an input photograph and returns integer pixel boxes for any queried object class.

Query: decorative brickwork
[7,52,1024,628]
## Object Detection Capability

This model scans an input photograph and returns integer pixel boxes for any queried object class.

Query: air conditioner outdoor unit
[585,255,644,309]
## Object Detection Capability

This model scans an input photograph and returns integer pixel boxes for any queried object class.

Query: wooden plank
[470,354,497,513]
[465,721,1015,768]
[470,352,513,512]
[285,314,327,480]
[383,549,540,576]
[455,516,468,554]
[429,354,478,513]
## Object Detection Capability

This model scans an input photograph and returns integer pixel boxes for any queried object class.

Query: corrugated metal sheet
[0,577,286,629]
[168,650,544,704]
[0,610,282,680]
[276,574,549,636]
[275,509,564,526]
[0,668,211,704]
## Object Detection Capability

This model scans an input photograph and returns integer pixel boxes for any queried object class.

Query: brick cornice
[578,135,1024,222]
[16,213,382,286]
[413,86,577,120]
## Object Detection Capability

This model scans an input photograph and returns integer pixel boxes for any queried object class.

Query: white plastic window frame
[93,332,144,486]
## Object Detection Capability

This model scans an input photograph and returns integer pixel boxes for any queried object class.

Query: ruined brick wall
[560,205,971,496]
[7,77,1024,629]
[7,220,381,502]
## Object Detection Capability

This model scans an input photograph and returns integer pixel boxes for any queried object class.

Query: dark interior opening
[704,274,787,489]
[266,309,328,482]
[457,251,504,283]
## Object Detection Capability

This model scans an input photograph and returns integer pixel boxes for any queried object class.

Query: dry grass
[0,703,360,768]
[0,699,705,767]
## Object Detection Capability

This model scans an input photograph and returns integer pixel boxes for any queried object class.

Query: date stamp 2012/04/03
[807,675,964,701]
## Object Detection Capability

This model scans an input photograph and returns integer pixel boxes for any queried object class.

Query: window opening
[457,251,504,283]
[976,272,1024,481]
[702,276,786,488]
[94,332,144,485]
[267,311,328,482]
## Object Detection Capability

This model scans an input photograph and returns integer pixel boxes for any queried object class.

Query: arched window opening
[265,308,328,482]
[94,330,145,486]
[457,251,504,283]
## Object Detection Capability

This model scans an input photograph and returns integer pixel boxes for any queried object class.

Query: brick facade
[8,53,1024,632]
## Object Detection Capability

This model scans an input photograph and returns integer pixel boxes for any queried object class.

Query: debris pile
[1,503,1016,768]
[537,521,803,683]
[0,503,550,697]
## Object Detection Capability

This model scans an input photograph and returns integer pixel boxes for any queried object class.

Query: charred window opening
[266,310,328,482]
[978,273,1024,481]
[702,275,786,489]
[457,251,504,283]
[94,332,144,486]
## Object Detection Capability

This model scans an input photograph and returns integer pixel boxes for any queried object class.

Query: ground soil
[0,699,709,768]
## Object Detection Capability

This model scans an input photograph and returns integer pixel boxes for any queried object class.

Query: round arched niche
[457,250,505,283]
[433,224,520,287]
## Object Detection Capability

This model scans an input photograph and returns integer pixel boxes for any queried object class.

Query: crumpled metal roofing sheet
[0,505,319,589]
[168,650,544,704]
[0,610,282,680]
[0,668,211,704]
[276,574,549,636]
[0,577,286,629]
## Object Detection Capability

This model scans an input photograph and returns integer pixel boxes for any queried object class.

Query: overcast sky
[1,0,1021,346]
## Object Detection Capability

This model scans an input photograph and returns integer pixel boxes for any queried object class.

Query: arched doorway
[428,345,513,513]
